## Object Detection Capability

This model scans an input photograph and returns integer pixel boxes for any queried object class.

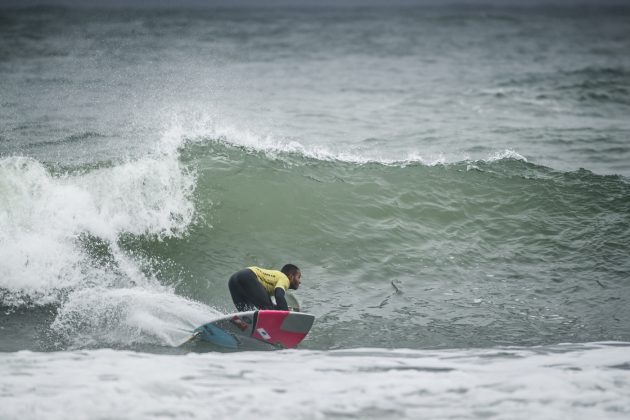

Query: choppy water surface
[2,343,630,420]
[1,5,629,419]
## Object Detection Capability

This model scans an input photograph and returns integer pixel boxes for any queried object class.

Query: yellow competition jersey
[248,266,290,294]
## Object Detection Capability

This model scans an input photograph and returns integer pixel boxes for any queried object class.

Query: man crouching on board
[228,264,301,312]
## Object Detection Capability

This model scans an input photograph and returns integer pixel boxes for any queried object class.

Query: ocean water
[1,5,630,419]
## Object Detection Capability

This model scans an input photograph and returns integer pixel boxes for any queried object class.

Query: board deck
[187,310,315,350]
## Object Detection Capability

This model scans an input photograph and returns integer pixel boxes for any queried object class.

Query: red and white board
[187,310,315,350]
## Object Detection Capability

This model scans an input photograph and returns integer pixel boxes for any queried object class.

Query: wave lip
[0,149,196,307]
[177,119,532,168]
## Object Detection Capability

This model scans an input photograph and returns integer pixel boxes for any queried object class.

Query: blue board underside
[191,310,277,351]
[196,323,239,349]
[189,309,314,351]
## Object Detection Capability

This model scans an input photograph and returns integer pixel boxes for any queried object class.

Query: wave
[2,118,627,310]
[30,131,108,148]
[491,66,630,108]
[0,145,195,306]
[171,118,529,167]
[2,121,629,355]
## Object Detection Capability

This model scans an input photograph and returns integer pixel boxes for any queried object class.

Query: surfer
[228,265,301,312]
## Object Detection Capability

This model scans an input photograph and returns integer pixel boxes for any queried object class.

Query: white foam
[51,287,221,348]
[75,155,195,239]
[0,343,628,419]
[162,115,528,167]
[0,149,195,306]
[485,149,528,163]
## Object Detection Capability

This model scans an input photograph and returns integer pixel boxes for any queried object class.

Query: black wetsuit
[228,268,288,311]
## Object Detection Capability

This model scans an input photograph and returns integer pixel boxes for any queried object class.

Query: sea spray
[0,146,196,306]
[50,287,221,349]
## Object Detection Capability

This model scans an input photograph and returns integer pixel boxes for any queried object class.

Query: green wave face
[2,138,628,350]
[121,141,629,349]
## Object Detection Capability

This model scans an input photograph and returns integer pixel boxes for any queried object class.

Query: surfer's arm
[274,287,289,311]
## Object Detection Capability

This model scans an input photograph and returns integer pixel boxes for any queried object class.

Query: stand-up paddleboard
[182,310,315,350]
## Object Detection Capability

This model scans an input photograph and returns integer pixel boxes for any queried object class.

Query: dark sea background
[1,4,629,419]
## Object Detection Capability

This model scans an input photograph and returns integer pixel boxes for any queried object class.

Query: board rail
[183,309,315,350]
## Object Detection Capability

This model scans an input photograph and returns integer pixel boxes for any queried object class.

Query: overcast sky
[2,0,630,8]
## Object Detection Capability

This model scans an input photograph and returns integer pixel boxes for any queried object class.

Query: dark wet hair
[281,264,300,277]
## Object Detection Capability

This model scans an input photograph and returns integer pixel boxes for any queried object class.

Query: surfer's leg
[239,270,275,310]
[228,270,254,311]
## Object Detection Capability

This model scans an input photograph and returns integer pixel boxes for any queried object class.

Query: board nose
[280,313,315,333]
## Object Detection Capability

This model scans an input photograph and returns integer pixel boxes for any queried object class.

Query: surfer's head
[282,264,301,290]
